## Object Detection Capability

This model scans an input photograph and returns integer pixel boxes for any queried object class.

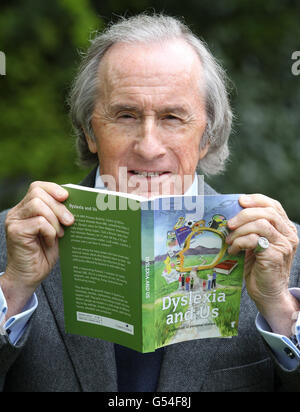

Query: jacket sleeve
[260,222,300,390]
[0,320,34,391]
[0,210,26,391]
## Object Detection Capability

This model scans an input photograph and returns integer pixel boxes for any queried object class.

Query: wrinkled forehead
[97,39,205,95]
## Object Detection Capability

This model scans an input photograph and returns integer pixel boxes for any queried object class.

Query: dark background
[0,0,299,222]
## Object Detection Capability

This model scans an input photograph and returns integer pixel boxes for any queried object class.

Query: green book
[59,184,245,353]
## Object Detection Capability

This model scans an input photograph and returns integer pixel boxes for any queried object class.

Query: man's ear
[84,131,98,154]
[198,142,209,160]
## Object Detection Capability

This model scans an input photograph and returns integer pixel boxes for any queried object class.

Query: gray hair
[69,13,233,175]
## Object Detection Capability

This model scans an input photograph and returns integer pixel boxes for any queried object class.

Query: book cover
[59,185,245,353]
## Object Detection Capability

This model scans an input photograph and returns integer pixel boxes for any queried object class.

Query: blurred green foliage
[0,0,101,206]
[0,0,300,222]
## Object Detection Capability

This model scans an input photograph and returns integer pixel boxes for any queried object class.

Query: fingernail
[240,195,251,204]
[228,218,236,228]
[63,212,74,224]
[57,188,68,198]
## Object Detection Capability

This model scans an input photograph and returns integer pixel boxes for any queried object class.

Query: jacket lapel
[79,167,98,188]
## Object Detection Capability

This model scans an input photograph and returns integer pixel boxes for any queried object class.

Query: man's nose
[133,117,167,160]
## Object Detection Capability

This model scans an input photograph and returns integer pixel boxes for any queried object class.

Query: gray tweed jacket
[0,168,300,392]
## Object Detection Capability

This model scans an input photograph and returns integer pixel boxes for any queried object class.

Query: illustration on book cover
[142,194,244,349]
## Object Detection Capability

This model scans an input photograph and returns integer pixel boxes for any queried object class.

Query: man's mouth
[130,170,170,177]
[122,169,186,196]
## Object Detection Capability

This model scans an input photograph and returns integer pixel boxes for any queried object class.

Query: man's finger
[227,218,280,245]
[7,216,58,249]
[238,194,289,220]
[28,181,69,202]
[20,184,74,227]
[227,233,259,255]
[13,197,65,237]
[227,207,290,237]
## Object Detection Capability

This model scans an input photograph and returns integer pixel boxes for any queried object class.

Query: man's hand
[1,181,74,319]
[226,194,300,336]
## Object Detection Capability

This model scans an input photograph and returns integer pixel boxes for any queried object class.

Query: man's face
[86,39,208,197]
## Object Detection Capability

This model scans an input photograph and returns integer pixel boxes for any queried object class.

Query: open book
[59,185,245,353]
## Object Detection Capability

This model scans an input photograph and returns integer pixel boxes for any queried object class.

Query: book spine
[141,202,155,352]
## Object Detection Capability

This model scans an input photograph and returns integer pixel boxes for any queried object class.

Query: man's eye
[162,115,180,121]
[117,113,136,120]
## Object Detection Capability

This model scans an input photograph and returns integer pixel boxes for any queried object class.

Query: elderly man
[0,14,300,392]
